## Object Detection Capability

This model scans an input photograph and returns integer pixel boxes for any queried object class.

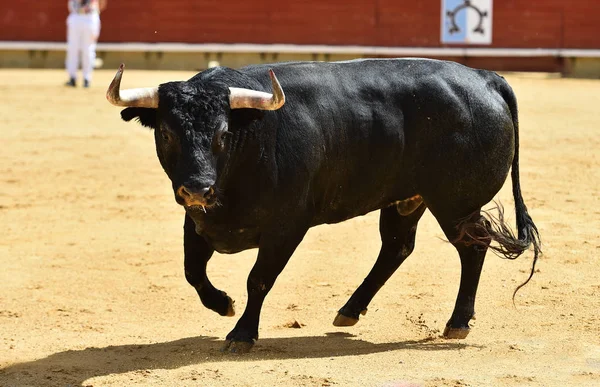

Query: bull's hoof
[443,326,470,339]
[221,339,255,354]
[333,309,367,327]
[198,289,236,317]
[224,295,235,317]
[333,313,358,326]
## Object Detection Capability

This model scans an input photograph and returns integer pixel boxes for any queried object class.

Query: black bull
[107,58,540,353]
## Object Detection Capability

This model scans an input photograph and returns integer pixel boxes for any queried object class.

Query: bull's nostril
[177,186,192,198]
[204,186,215,199]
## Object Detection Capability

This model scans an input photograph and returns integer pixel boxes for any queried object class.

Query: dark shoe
[83,79,90,88]
[65,78,76,87]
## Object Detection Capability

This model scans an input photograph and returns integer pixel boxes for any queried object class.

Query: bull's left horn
[106,63,159,108]
[229,69,285,111]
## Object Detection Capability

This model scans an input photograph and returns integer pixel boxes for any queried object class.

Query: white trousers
[66,13,101,81]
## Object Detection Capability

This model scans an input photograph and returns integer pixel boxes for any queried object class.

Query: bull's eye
[212,123,229,154]
[213,130,224,153]
[160,130,170,142]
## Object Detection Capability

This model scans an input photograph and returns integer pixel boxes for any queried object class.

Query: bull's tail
[456,80,541,300]
[505,85,541,299]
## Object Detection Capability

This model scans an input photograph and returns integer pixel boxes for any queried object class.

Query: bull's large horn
[106,64,159,108]
[229,69,285,111]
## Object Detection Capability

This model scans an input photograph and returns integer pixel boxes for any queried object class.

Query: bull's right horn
[106,63,159,108]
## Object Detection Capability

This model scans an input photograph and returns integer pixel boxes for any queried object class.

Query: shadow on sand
[1,333,481,386]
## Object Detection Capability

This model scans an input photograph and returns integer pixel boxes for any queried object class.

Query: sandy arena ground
[0,68,599,387]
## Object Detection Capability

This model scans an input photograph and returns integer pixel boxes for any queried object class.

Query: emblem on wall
[441,0,493,44]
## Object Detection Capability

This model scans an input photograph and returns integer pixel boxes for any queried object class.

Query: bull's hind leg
[334,200,427,326]
[437,211,491,339]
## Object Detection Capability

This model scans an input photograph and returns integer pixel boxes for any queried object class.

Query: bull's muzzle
[176,185,216,209]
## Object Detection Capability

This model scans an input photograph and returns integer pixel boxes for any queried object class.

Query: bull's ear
[120,107,158,129]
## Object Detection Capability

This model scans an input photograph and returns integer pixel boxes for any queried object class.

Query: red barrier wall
[0,0,598,48]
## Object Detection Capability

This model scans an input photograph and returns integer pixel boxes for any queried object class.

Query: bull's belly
[311,179,414,225]
[315,206,382,225]
[313,197,399,225]
[189,190,413,253]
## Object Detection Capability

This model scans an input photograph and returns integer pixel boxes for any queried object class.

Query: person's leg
[82,15,100,87]
[65,14,78,86]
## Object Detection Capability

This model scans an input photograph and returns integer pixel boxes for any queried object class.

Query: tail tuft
[454,202,541,301]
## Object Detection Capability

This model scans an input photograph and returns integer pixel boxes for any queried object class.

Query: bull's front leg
[222,225,308,353]
[184,214,235,317]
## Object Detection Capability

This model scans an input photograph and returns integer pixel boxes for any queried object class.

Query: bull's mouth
[186,204,212,213]
[184,198,218,214]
